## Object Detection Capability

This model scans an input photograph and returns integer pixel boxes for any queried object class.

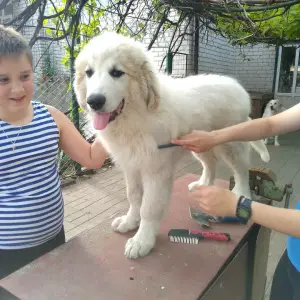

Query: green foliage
[216,4,300,45]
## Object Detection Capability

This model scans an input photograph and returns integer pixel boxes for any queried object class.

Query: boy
[0,25,107,278]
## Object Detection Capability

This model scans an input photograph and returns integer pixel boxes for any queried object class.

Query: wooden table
[0,174,270,300]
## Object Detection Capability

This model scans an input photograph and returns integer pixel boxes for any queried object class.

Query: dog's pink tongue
[93,112,111,130]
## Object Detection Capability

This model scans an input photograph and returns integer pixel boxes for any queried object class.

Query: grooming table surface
[0,174,252,300]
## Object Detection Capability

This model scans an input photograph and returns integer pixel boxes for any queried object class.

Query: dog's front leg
[124,165,173,259]
[112,168,142,233]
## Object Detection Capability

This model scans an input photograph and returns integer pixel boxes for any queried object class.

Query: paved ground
[62,131,300,300]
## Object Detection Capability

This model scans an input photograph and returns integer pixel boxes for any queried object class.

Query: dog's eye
[110,68,125,78]
[85,68,94,78]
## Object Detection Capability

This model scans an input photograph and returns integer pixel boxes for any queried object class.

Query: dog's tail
[247,117,270,163]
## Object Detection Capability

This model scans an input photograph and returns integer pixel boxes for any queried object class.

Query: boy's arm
[47,105,107,169]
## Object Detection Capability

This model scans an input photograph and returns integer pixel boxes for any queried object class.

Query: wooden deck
[62,130,300,300]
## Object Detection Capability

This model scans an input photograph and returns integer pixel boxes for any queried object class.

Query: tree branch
[29,1,47,47]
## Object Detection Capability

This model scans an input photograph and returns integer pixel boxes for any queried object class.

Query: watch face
[239,208,250,218]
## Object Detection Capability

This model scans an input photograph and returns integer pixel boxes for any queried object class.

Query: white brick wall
[234,44,276,92]
[198,29,276,92]
[198,30,235,77]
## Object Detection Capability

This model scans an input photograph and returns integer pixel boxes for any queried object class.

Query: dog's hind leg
[188,151,217,192]
[215,142,251,199]
[112,168,142,233]
[124,164,173,259]
[274,135,280,146]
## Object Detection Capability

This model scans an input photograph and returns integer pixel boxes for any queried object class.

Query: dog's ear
[73,57,88,110]
[141,61,160,111]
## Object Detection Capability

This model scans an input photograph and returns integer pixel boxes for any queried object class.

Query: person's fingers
[190,184,211,194]
[197,203,211,214]
[182,146,201,152]
[171,139,192,145]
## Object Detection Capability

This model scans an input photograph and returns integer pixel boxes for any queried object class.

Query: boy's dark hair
[0,25,33,66]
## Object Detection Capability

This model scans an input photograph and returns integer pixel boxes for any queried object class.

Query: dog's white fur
[74,32,270,259]
[262,99,285,146]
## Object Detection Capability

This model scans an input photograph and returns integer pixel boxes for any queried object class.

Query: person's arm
[47,105,107,169]
[188,185,300,238]
[214,103,300,144]
[251,202,300,238]
[172,103,300,152]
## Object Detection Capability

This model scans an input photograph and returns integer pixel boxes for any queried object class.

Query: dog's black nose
[87,94,106,110]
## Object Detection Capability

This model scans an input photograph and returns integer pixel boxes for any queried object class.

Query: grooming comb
[158,143,180,149]
[168,229,231,244]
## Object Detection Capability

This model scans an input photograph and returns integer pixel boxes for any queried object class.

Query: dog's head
[74,31,159,130]
[268,99,281,112]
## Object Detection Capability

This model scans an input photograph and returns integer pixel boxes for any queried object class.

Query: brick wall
[197,30,276,92]
[143,13,194,77]
[234,44,276,92]
[198,30,235,77]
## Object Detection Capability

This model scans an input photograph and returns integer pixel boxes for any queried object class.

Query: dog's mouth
[93,99,125,130]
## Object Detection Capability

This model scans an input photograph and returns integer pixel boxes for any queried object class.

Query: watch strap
[236,195,252,224]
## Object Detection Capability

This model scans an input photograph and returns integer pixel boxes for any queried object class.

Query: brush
[168,229,231,244]
[157,143,180,149]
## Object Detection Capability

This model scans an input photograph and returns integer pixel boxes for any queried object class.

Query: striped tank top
[0,101,64,249]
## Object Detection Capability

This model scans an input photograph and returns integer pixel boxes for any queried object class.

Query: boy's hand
[171,130,217,153]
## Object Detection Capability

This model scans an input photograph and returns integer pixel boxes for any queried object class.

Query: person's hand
[188,185,239,217]
[171,130,218,153]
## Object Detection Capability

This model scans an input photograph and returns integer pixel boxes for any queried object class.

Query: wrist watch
[236,196,252,224]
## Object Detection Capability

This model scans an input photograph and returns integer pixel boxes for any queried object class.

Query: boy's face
[0,54,34,116]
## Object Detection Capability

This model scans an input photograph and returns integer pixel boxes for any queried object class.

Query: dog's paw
[275,142,280,147]
[188,181,201,192]
[111,215,139,233]
[124,236,155,259]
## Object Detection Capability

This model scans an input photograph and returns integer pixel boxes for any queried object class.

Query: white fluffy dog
[74,32,270,259]
[262,99,285,146]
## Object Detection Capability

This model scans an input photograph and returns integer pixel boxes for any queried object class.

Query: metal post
[166,50,173,75]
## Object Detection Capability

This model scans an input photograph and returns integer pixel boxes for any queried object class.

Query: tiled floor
[62,131,300,300]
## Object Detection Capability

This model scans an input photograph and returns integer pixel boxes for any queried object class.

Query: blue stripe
[0,189,61,208]
[0,214,64,238]
[0,152,57,173]
[0,129,59,151]
[0,167,57,189]
[0,161,55,181]
[2,175,58,194]
[0,212,63,232]
[0,140,58,161]
[0,224,63,246]
[0,162,56,183]
[0,198,63,221]
[0,118,58,133]
[9,178,60,196]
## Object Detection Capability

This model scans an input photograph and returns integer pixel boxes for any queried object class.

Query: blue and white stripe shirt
[0,101,64,249]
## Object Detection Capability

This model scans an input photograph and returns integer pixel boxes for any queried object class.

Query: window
[296,51,300,95]
[275,45,300,95]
